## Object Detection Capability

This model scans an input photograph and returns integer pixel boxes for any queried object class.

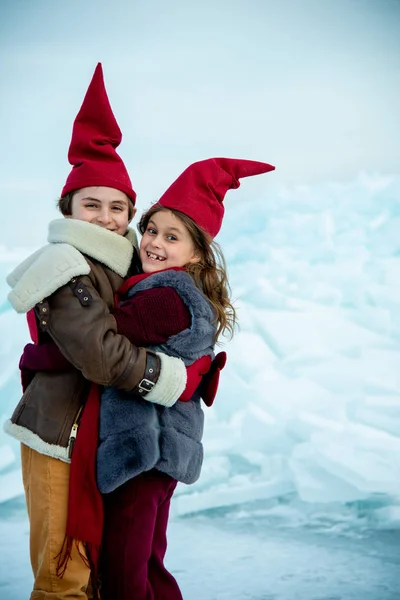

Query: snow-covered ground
[0,174,399,597]
[0,497,399,600]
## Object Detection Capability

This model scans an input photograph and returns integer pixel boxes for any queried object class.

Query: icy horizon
[1,172,399,529]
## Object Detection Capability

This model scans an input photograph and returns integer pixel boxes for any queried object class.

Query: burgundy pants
[101,470,182,600]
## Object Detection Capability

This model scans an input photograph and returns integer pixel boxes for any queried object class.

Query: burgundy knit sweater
[113,286,190,345]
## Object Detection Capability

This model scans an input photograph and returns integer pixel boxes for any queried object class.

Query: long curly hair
[138,204,237,342]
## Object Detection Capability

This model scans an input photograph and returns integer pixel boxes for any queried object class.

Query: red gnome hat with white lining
[61,63,136,204]
[157,157,275,238]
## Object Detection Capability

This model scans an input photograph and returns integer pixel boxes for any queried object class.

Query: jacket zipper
[68,406,83,459]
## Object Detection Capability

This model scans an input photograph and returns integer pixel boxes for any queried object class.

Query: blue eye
[167,235,177,241]
[147,227,157,235]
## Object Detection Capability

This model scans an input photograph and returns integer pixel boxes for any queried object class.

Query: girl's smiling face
[140,209,200,273]
[69,186,134,235]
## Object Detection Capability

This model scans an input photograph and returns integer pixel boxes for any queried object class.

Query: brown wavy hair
[138,205,237,342]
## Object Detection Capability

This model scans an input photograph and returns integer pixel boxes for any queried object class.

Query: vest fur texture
[97,270,216,494]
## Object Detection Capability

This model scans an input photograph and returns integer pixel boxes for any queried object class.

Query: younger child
[97,157,275,600]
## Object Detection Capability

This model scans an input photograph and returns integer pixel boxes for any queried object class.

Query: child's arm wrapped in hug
[19,282,222,406]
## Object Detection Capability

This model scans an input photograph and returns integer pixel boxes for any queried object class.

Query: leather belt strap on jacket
[132,351,160,397]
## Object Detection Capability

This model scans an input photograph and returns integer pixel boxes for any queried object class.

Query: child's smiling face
[69,186,135,235]
[140,210,200,274]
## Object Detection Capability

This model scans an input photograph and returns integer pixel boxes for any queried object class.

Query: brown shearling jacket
[4,219,187,461]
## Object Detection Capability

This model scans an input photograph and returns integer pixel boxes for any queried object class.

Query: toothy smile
[147,252,166,261]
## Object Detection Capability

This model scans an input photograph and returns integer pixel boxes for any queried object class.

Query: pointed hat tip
[214,157,275,178]
[93,62,104,78]
[246,159,275,175]
[84,63,106,97]
[263,162,275,172]
[243,158,275,173]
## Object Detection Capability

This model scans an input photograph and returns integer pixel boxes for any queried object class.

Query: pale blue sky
[1,0,399,246]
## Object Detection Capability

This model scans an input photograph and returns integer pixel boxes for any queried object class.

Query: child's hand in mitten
[199,351,227,407]
[179,355,212,401]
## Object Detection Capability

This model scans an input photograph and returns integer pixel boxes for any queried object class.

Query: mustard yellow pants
[21,444,91,599]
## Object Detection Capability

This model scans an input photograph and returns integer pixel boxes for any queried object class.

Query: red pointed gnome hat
[61,63,136,204]
[157,158,275,238]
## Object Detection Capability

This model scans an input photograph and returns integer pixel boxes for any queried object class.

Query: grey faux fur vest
[97,269,215,494]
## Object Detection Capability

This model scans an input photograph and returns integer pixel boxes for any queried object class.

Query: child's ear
[190,252,201,265]
[128,207,137,224]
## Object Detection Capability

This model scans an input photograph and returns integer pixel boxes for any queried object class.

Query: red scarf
[55,383,103,599]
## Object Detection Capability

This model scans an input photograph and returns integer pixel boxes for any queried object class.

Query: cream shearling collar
[48,219,137,276]
[7,219,138,313]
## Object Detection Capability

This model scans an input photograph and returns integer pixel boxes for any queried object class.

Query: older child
[98,157,275,600]
[4,64,205,600]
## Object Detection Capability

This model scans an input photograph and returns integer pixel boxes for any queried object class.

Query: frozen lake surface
[0,497,399,600]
